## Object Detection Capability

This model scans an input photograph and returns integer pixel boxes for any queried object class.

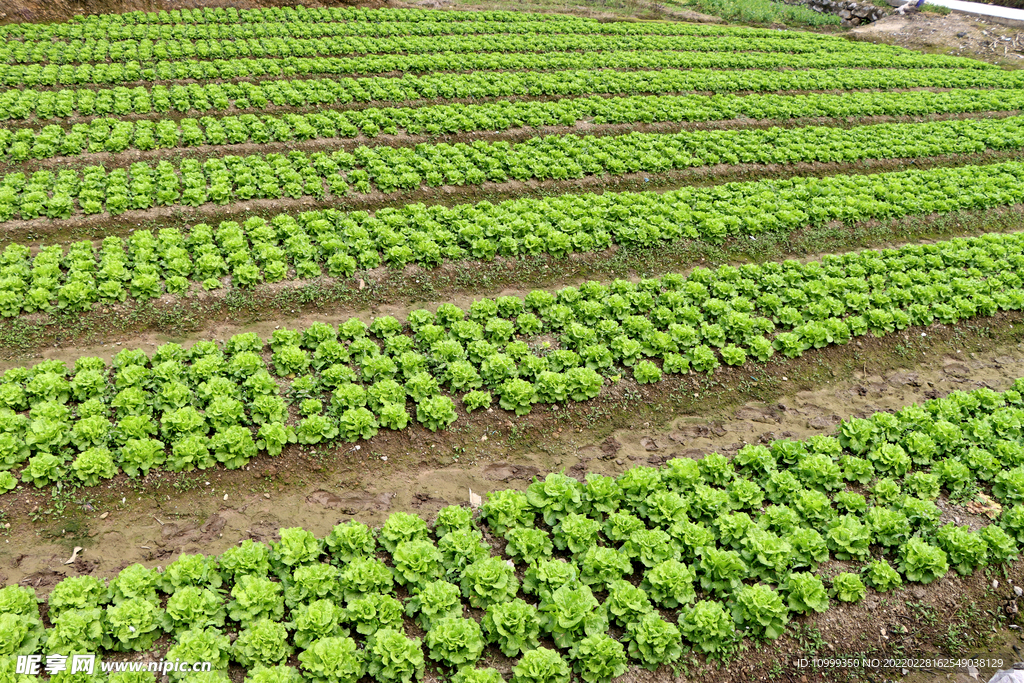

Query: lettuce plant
[505,527,553,566]
[339,557,394,603]
[218,539,271,582]
[698,546,747,596]
[233,618,293,667]
[936,523,989,575]
[285,563,341,607]
[461,557,519,609]
[424,616,485,668]
[523,558,579,602]
[511,648,570,683]
[483,598,542,658]
[293,599,346,650]
[898,537,949,584]
[325,520,376,564]
[730,584,789,640]
[21,452,63,487]
[585,473,622,516]
[624,613,683,671]
[392,540,443,589]
[110,564,160,604]
[980,525,1018,565]
[451,669,503,683]
[602,511,644,543]
[161,553,222,592]
[624,528,677,568]
[244,666,304,683]
[825,515,872,561]
[552,513,600,555]
[539,584,608,649]
[48,575,110,617]
[161,586,226,634]
[861,559,903,592]
[640,489,689,527]
[0,610,44,656]
[416,395,457,431]
[164,628,232,679]
[271,527,322,573]
[346,594,404,637]
[380,511,430,553]
[781,572,829,614]
[641,559,696,609]
[604,579,654,628]
[438,528,490,580]
[433,505,473,537]
[405,580,462,630]
[481,489,534,534]
[227,575,285,625]
[298,636,365,683]
[830,573,867,603]
[569,633,628,683]
[0,585,39,616]
[45,607,104,654]
[579,545,632,592]
[366,629,424,683]
[678,599,736,655]
[526,472,583,526]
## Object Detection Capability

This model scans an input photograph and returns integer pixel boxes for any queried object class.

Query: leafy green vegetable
[483,598,542,658]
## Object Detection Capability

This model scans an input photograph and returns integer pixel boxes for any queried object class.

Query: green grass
[678,0,843,25]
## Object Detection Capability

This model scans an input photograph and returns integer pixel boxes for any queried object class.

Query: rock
[481,462,515,481]
[887,371,921,387]
[640,437,660,451]
[806,416,837,429]
[200,513,227,539]
[944,363,971,377]
[600,437,621,458]
[853,6,872,16]
[911,586,927,600]
[306,490,394,514]
[839,8,852,17]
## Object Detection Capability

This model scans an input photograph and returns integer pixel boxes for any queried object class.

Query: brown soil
[852,10,1024,66]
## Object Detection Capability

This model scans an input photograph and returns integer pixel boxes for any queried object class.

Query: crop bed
[1,5,1024,683]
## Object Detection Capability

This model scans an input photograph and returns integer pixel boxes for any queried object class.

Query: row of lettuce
[2,117,1024,224]
[3,67,1023,123]
[0,33,894,70]
[5,383,1024,683]
[0,8,857,40]
[3,89,1019,162]
[0,161,1022,317]
[0,49,984,90]
[0,230,1022,492]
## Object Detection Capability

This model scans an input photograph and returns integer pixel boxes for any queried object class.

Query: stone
[839,8,853,17]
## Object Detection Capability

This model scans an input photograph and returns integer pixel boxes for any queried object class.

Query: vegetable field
[1,4,1024,683]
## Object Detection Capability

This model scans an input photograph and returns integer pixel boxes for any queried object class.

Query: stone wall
[779,0,889,24]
